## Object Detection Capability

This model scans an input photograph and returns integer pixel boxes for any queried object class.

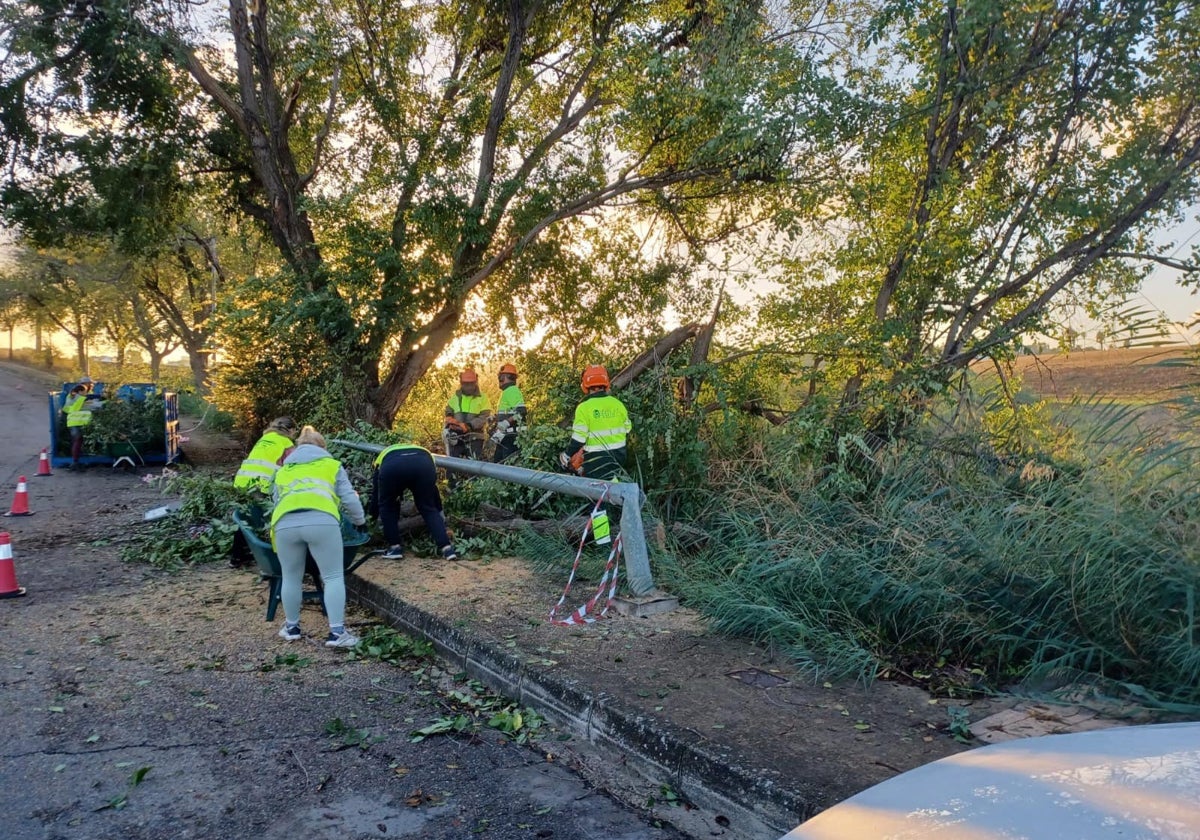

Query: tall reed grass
[671,394,1200,706]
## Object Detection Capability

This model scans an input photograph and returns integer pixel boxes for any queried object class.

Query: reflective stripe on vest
[64,395,92,428]
[447,393,491,416]
[270,458,342,528]
[570,395,630,451]
[234,431,293,490]
[373,443,428,467]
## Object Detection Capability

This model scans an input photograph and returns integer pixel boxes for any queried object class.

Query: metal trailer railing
[330,440,655,595]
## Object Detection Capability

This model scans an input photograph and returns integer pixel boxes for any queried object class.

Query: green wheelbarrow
[232,506,381,621]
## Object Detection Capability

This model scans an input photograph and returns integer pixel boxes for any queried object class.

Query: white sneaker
[278,624,302,641]
[325,630,360,649]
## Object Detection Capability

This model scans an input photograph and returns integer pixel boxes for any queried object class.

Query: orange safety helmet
[460,368,479,384]
[581,365,610,392]
[498,363,518,377]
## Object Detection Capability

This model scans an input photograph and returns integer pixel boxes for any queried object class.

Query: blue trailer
[47,382,181,468]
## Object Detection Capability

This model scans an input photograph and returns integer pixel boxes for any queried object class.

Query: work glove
[558,451,584,475]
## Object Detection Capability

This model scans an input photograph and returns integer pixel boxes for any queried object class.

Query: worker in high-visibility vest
[559,365,630,481]
[489,363,527,463]
[443,367,491,488]
[234,417,298,492]
[62,382,99,470]
[369,443,459,562]
[271,426,366,649]
[558,365,631,545]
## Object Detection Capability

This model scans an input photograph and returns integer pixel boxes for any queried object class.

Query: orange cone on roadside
[4,476,34,517]
[0,532,26,598]
[36,449,52,477]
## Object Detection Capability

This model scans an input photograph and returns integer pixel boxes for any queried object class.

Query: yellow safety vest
[373,443,428,467]
[495,385,526,435]
[571,394,630,453]
[270,458,342,531]
[64,394,93,428]
[235,431,293,491]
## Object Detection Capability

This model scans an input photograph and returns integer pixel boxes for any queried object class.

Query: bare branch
[298,64,342,190]
[1105,252,1200,274]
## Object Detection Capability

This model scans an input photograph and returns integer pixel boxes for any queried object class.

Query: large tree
[756,0,1200,433]
[1,0,844,426]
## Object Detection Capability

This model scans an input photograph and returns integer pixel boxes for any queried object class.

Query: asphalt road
[0,362,686,840]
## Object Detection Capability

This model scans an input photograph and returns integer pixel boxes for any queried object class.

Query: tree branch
[297,64,342,191]
[1106,252,1200,273]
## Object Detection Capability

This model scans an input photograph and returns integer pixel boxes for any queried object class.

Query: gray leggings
[274,521,345,629]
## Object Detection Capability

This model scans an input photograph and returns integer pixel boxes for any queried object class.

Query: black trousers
[373,449,451,550]
[492,434,519,463]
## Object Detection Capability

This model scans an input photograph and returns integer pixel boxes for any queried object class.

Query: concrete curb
[349,575,815,839]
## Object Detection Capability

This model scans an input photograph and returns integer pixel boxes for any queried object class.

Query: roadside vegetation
[105,345,1200,712]
[2,1,1199,712]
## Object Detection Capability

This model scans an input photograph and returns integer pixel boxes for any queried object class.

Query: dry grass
[977,346,1195,401]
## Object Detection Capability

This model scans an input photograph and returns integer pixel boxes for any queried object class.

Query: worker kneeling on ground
[235,416,298,492]
[559,365,631,543]
[370,443,460,562]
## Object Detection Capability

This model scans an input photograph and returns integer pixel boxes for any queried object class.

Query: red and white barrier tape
[548,487,621,627]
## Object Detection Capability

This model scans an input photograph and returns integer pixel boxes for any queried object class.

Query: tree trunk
[611,324,701,391]
[185,343,210,394]
[367,308,462,427]
[74,331,87,376]
[183,350,207,391]
[682,290,723,405]
[149,350,164,382]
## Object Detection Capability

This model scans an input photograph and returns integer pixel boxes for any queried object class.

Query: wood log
[391,515,427,534]
[681,287,724,405]
[611,323,701,390]
[701,399,790,426]
[478,502,520,521]
[669,520,711,550]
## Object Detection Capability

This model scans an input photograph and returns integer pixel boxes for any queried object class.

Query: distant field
[976,346,1196,401]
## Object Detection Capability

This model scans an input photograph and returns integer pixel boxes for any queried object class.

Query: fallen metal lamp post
[329,440,655,595]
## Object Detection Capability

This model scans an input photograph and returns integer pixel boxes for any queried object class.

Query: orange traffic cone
[0,532,26,598]
[4,476,33,517]
[36,449,53,477]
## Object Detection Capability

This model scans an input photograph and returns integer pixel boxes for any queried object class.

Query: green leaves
[349,626,436,665]
[94,766,152,812]
[409,680,544,745]
[120,473,252,571]
[325,717,376,750]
